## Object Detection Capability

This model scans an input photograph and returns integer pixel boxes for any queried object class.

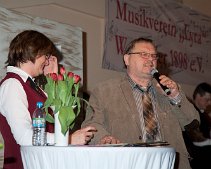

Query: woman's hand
[44,55,58,75]
[70,126,97,145]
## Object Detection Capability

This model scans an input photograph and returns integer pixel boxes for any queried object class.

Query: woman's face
[32,54,50,77]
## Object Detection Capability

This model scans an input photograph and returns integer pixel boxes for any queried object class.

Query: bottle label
[32,118,46,127]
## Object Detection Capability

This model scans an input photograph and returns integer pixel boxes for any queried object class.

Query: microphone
[151,68,171,95]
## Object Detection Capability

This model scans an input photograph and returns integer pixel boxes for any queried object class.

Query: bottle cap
[36,102,43,108]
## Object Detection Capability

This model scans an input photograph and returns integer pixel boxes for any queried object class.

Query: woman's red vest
[0,73,54,169]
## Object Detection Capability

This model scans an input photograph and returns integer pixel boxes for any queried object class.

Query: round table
[21,145,176,169]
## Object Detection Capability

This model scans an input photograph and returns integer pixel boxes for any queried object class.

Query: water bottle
[32,101,46,146]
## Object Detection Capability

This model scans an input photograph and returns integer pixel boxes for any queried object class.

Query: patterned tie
[142,92,158,141]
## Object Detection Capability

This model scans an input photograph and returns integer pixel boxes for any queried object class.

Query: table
[21,145,176,169]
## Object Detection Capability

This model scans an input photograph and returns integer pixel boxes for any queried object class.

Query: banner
[103,0,211,85]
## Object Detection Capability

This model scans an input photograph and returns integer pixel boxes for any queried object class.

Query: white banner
[103,0,211,85]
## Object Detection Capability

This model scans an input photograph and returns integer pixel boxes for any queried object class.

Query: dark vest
[0,72,54,169]
[194,105,211,139]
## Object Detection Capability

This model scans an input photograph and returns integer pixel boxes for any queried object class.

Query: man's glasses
[128,52,158,60]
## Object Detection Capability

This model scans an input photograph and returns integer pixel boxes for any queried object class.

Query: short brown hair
[6,30,57,66]
[124,37,156,55]
[193,82,211,99]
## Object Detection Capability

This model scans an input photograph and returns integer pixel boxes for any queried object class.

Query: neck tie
[27,77,54,132]
[142,92,158,141]
[27,77,46,98]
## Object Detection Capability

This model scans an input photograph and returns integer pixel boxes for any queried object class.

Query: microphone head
[151,68,158,76]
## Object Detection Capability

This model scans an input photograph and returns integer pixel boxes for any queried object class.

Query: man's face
[124,42,157,80]
[195,92,211,111]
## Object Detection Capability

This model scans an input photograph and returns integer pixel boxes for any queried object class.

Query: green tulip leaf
[46,112,55,123]
[44,69,87,136]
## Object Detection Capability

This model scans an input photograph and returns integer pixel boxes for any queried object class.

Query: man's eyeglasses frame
[128,52,158,60]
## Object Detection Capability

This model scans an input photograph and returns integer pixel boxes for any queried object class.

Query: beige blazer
[83,75,199,169]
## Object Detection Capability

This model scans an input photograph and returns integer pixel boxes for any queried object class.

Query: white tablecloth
[21,145,175,169]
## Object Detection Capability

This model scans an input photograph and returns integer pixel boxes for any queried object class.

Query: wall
[0,6,83,81]
[0,0,210,99]
[182,0,211,16]
[177,0,211,98]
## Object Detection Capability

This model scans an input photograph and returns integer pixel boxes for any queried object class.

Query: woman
[0,30,96,169]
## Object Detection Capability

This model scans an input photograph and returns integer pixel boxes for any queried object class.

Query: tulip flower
[44,67,83,136]
[57,74,64,81]
[67,72,74,78]
[49,73,57,81]
[73,75,81,84]
[60,66,66,75]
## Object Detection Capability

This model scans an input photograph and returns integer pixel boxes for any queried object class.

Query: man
[183,83,211,169]
[193,82,211,139]
[184,83,211,146]
[0,30,95,169]
[83,37,199,169]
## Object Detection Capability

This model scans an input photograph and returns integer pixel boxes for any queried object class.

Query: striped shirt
[127,75,162,142]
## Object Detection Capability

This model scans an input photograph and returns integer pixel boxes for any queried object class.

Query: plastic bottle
[32,101,46,146]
